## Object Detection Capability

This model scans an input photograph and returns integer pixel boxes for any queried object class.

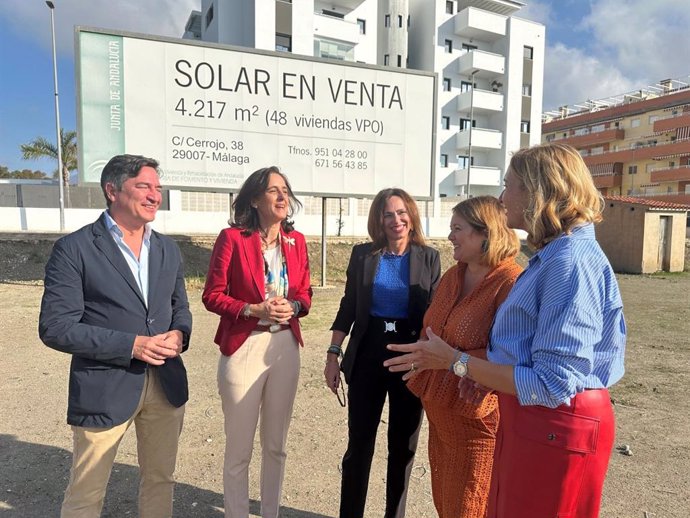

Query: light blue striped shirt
[104,210,152,307]
[488,224,626,408]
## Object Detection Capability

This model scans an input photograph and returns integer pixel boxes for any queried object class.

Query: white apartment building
[183,0,544,215]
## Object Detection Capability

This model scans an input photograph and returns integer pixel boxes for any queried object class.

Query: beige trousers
[217,329,300,518]
[61,368,185,518]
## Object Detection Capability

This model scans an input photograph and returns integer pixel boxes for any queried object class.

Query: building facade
[542,76,690,205]
[183,0,545,205]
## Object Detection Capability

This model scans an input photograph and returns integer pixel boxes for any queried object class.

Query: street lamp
[465,69,480,199]
[46,0,65,231]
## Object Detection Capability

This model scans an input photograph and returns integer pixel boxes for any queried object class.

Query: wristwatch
[452,352,471,378]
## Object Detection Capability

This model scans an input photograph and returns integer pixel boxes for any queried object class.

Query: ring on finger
[410,362,416,371]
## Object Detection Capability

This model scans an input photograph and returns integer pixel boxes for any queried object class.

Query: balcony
[558,128,626,149]
[313,13,360,44]
[584,138,690,165]
[650,164,690,183]
[588,162,623,189]
[653,112,690,133]
[454,7,506,41]
[457,88,503,114]
[454,165,502,188]
[458,50,505,78]
[456,127,503,151]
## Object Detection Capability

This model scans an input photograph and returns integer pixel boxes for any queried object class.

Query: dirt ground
[0,237,689,518]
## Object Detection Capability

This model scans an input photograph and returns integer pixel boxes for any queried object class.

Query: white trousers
[217,329,300,518]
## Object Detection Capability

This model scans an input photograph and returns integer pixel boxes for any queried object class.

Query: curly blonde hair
[508,143,603,249]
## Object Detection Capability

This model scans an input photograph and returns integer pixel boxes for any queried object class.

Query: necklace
[260,232,279,251]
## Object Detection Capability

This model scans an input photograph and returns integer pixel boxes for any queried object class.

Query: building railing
[648,164,690,173]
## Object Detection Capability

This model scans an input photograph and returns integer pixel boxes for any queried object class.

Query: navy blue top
[370,251,410,318]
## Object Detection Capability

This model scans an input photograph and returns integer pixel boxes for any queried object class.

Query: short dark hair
[231,166,302,234]
[367,187,426,252]
[100,154,160,207]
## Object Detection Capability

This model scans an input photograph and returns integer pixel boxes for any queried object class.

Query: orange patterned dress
[407,258,521,518]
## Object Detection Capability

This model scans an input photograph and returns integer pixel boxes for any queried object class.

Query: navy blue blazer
[39,213,192,428]
[330,243,441,384]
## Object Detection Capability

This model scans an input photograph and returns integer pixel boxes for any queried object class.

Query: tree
[0,165,48,179]
[20,129,77,185]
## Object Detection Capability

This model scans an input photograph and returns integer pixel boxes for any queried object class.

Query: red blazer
[202,226,312,356]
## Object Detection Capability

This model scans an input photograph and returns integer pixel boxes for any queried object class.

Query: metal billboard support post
[46,1,65,231]
[321,197,327,287]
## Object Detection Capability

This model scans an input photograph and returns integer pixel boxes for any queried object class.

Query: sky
[1,0,689,174]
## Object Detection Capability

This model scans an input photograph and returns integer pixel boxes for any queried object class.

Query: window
[591,146,604,155]
[649,114,660,124]
[591,124,605,133]
[442,78,451,91]
[398,15,403,28]
[521,84,532,96]
[457,155,472,169]
[441,116,450,130]
[357,18,366,35]
[574,127,588,136]
[322,9,344,19]
[275,33,292,52]
[440,154,449,167]
[461,43,477,54]
[460,81,472,93]
[446,1,454,14]
[397,55,402,67]
[628,165,638,175]
[444,39,453,53]
[384,54,390,66]
[315,38,355,61]
[545,134,555,142]
[205,4,214,28]
[523,46,533,59]
[520,120,530,133]
[385,14,390,27]
[460,118,474,131]
[631,118,641,128]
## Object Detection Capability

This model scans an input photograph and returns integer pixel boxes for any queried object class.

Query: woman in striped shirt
[385,143,626,518]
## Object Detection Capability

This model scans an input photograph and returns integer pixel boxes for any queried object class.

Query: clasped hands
[249,296,295,324]
[133,330,184,366]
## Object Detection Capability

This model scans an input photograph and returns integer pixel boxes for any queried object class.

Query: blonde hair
[367,188,426,252]
[453,196,519,267]
[508,143,603,249]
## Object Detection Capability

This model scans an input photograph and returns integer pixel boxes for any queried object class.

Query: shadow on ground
[0,434,330,518]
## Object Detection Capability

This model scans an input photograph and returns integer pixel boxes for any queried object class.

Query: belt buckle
[383,320,397,333]
[269,323,282,333]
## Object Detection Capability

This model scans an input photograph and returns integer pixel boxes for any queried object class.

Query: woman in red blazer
[203,166,312,518]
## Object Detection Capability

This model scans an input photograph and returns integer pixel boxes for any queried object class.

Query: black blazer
[39,213,192,428]
[330,243,441,383]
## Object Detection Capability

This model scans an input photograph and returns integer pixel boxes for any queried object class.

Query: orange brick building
[542,76,690,205]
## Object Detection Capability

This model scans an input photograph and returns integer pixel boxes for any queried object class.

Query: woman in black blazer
[324,188,441,518]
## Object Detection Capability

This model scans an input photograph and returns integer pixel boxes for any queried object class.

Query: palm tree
[20,129,77,186]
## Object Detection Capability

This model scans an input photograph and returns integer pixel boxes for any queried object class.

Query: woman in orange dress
[404,196,521,518]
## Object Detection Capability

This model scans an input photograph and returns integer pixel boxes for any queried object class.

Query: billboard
[77,27,437,198]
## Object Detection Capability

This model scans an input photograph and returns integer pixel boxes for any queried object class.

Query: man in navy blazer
[39,154,192,518]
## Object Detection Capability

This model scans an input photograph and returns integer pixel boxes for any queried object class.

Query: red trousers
[487,389,615,518]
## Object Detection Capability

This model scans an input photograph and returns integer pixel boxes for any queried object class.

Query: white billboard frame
[75,27,437,200]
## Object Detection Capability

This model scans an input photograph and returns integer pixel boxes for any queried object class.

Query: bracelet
[449,349,461,371]
[327,344,343,358]
[291,300,301,317]
[242,304,251,320]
